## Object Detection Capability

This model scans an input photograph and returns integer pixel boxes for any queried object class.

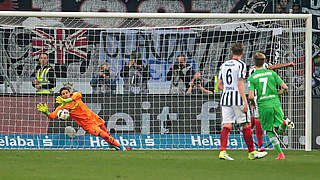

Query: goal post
[305,15,313,151]
[0,11,312,151]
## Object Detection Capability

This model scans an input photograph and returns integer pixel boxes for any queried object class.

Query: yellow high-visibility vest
[214,75,219,93]
[36,67,55,94]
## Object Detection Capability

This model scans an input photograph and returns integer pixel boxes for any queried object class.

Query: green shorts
[258,105,284,131]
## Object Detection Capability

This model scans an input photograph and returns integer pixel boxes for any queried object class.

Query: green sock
[267,131,282,153]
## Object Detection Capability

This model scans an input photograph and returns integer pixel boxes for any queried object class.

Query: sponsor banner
[0,134,271,149]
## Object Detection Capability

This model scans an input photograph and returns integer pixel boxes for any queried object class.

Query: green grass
[0,150,319,180]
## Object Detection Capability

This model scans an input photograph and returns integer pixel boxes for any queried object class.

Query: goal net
[0,12,312,150]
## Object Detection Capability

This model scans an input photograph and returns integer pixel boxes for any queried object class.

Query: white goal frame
[0,11,312,151]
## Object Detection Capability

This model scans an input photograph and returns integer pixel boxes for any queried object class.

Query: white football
[57,109,70,120]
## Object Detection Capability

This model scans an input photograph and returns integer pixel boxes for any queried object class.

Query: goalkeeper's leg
[100,125,111,136]
[86,125,123,150]
[100,125,130,151]
[99,131,122,148]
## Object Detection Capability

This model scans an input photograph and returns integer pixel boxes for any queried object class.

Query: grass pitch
[0,150,319,180]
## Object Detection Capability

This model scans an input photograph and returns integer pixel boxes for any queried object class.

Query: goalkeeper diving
[37,86,130,151]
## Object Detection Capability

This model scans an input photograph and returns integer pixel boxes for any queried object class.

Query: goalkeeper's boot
[219,151,234,160]
[248,150,268,160]
[284,117,295,129]
[120,144,127,151]
[109,145,120,151]
[276,152,286,160]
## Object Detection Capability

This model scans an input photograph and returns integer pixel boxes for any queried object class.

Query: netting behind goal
[0,12,312,150]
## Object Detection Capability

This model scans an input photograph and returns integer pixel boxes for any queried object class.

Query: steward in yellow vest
[32,53,56,94]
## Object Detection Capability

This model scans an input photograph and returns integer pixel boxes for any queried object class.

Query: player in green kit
[248,52,294,160]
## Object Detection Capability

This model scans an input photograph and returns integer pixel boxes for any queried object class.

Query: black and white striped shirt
[248,63,271,76]
[218,59,246,106]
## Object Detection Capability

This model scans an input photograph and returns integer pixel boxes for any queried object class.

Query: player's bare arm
[248,90,256,109]
[278,82,288,97]
[217,79,224,90]
[199,86,213,94]
[237,78,248,113]
[268,62,295,70]
[186,85,193,94]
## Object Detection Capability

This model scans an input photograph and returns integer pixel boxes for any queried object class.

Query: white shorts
[252,96,259,118]
[221,105,250,124]
[252,106,259,118]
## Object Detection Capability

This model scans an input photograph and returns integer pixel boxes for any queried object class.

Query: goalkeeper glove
[56,96,72,107]
[37,103,50,116]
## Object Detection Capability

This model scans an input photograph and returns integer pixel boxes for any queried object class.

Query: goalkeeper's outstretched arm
[37,103,62,119]
[268,62,295,70]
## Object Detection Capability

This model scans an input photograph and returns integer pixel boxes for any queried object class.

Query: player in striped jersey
[248,56,294,152]
[217,43,267,160]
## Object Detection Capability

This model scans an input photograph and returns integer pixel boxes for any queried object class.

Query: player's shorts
[221,105,250,124]
[258,105,284,131]
[75,116,105,136]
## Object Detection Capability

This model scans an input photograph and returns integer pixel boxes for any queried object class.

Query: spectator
[279,0,289,13]
[166,53,195,94]
[120,51,150,94]
[32,53,56,94]
[186,72,213,95]
[275,3,282,13]
[292,3,301,14]
[90,62,116,95]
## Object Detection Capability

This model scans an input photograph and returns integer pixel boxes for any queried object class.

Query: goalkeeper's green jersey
[248,68,283,107]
